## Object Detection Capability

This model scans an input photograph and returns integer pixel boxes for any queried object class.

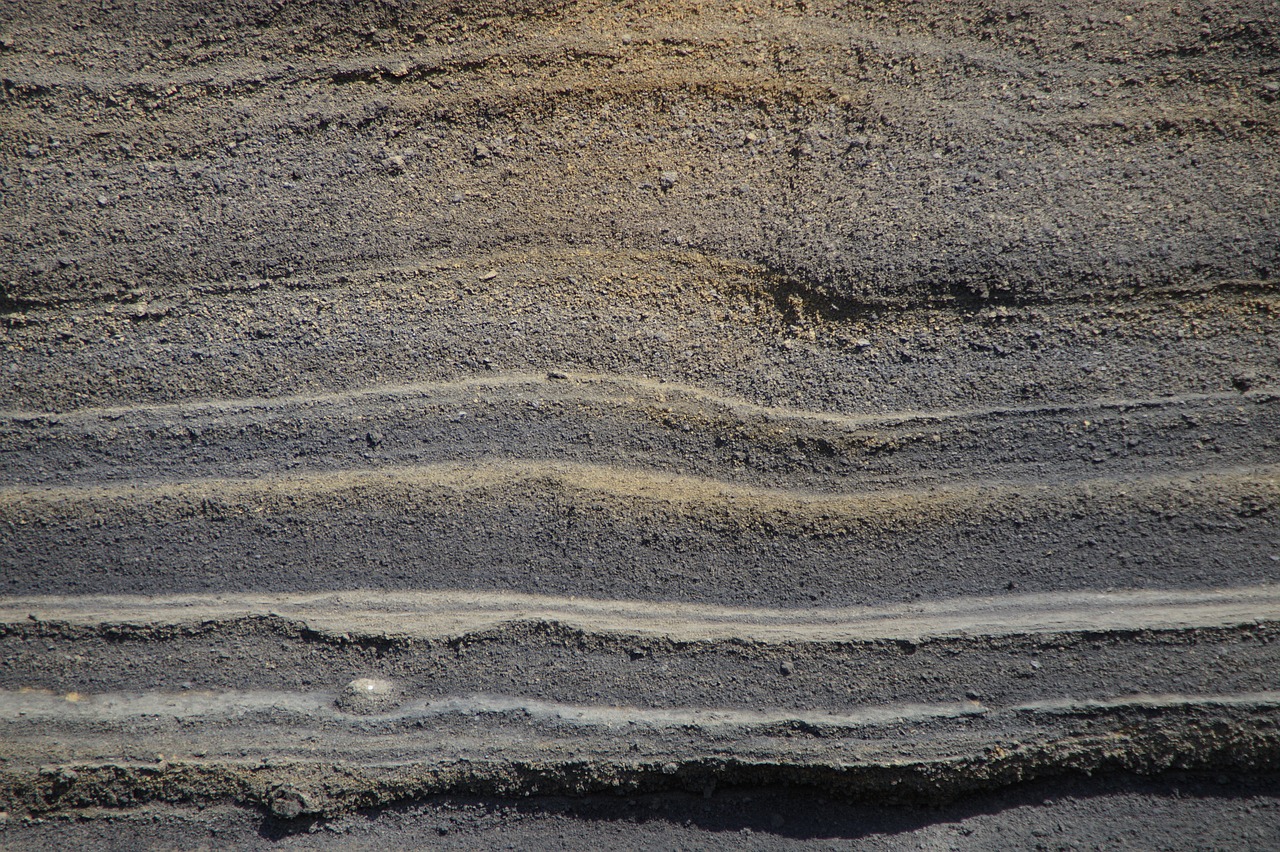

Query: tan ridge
[4,687,1278,731]
[0,367,1267,429]
[6,583,1279,644]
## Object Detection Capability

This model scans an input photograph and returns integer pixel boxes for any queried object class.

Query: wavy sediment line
[4,61,849,118]
[6,584,1280,645]
[4,370,1274,494]
[2,459,1275,528]
[2,690,1278,816]
[0,688,988,730]
[0,7,970,106]
[5,687,1278,735]
[1,368,1270,431]
[7,5,1258,119]
[5,236,1270,323]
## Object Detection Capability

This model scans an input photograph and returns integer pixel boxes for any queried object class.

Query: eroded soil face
[1,0,1278,847]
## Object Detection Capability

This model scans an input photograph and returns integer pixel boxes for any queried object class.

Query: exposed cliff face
[1,0,1278,846]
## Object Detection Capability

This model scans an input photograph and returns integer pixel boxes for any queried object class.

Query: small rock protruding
[268,784,314,819]
[336,677,400,714]
[1232,371,1258,392]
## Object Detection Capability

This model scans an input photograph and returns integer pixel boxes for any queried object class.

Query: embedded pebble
[268,785,312,819]
[336,677,400,714]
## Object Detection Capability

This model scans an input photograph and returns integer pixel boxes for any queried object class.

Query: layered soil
[1,0,1278,846]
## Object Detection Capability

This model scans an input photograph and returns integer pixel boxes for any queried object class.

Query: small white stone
[335,677,400,714]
